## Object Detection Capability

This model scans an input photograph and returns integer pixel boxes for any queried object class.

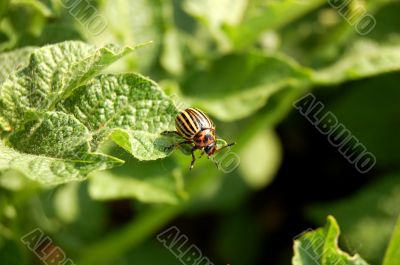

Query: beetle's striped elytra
[171,108,235,170]
[175,108,214,139]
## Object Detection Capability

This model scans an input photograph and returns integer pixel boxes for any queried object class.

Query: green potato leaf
[0,140,121,185]
[0,41,139,131]
[307,173,400,264]
[58,73,178,160]
[0,41,180,186]
[293,216,369,265]
[313,41,400,85]
[88,156,184,204]
[383,215,400,265]
[0,46,35,84]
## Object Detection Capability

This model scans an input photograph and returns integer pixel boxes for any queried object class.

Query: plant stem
[76,205,182,264]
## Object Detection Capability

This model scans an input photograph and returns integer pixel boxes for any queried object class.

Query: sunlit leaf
[0,41,139,130]
[293,216,369,265]
[307,173,400,264]
[0,140,121,185]
[0,41,180,185]
[59,73,178,160]
[313,41,400,85]
[0,46,35,84]
[383,215,400,265]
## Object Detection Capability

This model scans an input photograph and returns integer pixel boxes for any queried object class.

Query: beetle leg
[211,156,219,169]
[199,149,206,159]
[166,140,192,151]
[190,147,196,170]
[161,131,181,136]
[176,140,193,147]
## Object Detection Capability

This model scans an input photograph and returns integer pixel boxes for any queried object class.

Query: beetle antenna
[211,156,219,169]
[215,141,236,153]
[190,148,196,170]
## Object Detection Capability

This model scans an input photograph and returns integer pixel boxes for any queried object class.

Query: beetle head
[204,142,217,156]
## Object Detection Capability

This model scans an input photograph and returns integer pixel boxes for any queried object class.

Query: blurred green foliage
[1,0,400,264]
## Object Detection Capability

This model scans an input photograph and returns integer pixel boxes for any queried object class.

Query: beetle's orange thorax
[193,129,216,149]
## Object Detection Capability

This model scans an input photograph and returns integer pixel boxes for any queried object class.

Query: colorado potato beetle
[171,107,235,170]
